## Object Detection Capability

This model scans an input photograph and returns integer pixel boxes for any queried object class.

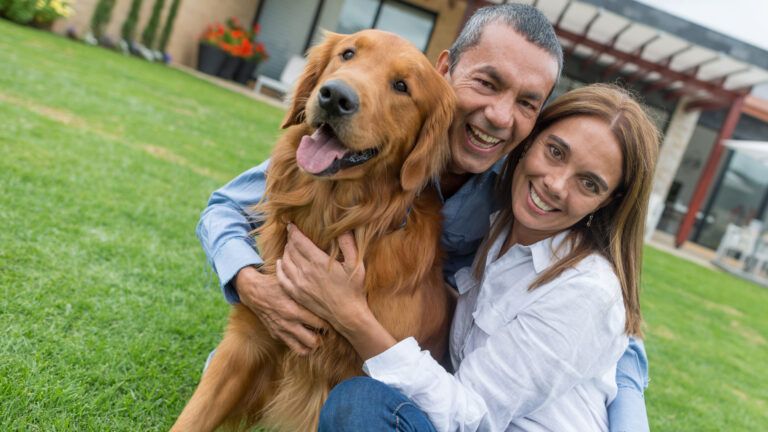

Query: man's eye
[477,79,494,89]
[393,80,408,93]
[341,49,355,60]
[521,100,537,111]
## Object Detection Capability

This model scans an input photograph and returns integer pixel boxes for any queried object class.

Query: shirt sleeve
[608,337,650,432]
[196,159,270,303]
[363,270,627,432]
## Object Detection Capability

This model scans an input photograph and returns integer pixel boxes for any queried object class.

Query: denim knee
[320,377,385,428]
[319,377,436,432]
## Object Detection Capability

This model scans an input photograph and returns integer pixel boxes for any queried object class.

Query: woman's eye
[393,80,408,93]
[548,145,562,159]
[341,49,355,60]
[583,178,598,193]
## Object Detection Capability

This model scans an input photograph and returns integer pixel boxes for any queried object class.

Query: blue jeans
[319,377,437,432]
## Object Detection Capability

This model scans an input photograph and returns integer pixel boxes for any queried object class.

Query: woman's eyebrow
[549,134,570,153]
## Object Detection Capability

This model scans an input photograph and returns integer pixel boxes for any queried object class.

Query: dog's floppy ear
[400,78,455,192]
[281,32,344,129]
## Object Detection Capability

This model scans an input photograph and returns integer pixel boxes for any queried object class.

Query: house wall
[53,0,462,68]
[54,0,262,66]
[412,0,467,62]
[166,0,261,66]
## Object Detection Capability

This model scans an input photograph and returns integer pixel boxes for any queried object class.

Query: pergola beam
[581,21,632,69]
[554,26,744,102]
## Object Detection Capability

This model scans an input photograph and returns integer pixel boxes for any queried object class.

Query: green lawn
[1,19,766,431]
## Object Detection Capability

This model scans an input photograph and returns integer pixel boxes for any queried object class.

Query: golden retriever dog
[171,29,455,432]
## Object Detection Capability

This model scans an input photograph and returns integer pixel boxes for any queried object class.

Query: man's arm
[197,159,325,354]
[197,160,270,302]
[608,337,650,432]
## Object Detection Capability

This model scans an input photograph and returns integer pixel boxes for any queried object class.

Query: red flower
[200,16,269,60]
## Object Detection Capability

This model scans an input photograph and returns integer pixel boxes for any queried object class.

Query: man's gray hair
[448,3,563,79]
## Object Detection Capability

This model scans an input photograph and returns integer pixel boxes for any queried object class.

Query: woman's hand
[277,224,367,331]
[277,223,398,360]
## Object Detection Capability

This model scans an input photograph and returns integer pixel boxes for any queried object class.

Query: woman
[278,84,660,431]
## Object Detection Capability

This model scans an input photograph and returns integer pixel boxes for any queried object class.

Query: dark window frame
[255,0,438,54]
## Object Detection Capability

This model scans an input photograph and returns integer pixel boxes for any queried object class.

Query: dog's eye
[341,49,355,61]
[393,80,408,93]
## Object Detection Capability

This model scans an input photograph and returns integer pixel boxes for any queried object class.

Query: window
[311,0,436,52]
[374,1,435,52]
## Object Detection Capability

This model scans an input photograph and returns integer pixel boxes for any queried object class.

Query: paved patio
[172,63,288,109]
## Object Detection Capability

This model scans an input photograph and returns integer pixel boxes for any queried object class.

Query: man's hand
[277,225,367,331]
[234,265,327,355]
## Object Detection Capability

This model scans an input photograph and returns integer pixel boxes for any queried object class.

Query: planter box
[196,42,226,76]
[234,60,260,85]
[218,54,242,81]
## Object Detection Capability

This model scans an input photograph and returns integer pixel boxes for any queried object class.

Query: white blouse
[363,229,629,431]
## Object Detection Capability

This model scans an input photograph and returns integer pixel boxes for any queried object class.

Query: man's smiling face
[437,22,559,175]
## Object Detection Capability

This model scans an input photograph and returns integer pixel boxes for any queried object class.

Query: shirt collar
[434,157,506,203]
[529,230,572,274]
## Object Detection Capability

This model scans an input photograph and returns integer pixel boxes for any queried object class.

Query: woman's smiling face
[510,115,624,245]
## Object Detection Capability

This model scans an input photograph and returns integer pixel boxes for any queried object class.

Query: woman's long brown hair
[473,84,661,336]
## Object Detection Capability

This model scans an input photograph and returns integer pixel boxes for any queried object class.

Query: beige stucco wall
[54,0,162,42]
[411,0,468,63]
[53,0,462,67]
[165,0,261,66]
[54,0,262,66]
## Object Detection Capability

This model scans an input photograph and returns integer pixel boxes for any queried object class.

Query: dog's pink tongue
[296,127,347,174]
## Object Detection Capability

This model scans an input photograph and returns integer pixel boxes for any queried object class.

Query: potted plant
[196,17,269,83]
[233,24,268,85]
[196,22,227,76]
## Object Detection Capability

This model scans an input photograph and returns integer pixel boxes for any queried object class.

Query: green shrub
[0,0,73,26]
[90,0,116,39]
[120,0,142,41]
[1,0,38,24]
[140,0,165,49]
[157,0,180,52]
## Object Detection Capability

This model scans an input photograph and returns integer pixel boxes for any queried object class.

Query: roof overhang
[481,0,768,111]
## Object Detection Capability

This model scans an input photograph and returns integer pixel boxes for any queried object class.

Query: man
[197,4,649,431]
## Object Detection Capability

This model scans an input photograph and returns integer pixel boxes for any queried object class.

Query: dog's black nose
[318,80,359,116]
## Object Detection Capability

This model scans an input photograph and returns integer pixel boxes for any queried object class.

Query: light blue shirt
[195,158,649,431]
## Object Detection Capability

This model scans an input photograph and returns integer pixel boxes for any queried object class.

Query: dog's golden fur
[171,30,455,432]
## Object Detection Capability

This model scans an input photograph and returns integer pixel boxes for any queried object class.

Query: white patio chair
[254,55,306,101]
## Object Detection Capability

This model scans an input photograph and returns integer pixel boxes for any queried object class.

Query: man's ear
[435,50,451,77]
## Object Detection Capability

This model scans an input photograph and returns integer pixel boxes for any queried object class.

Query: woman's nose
[543,172,567,200]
